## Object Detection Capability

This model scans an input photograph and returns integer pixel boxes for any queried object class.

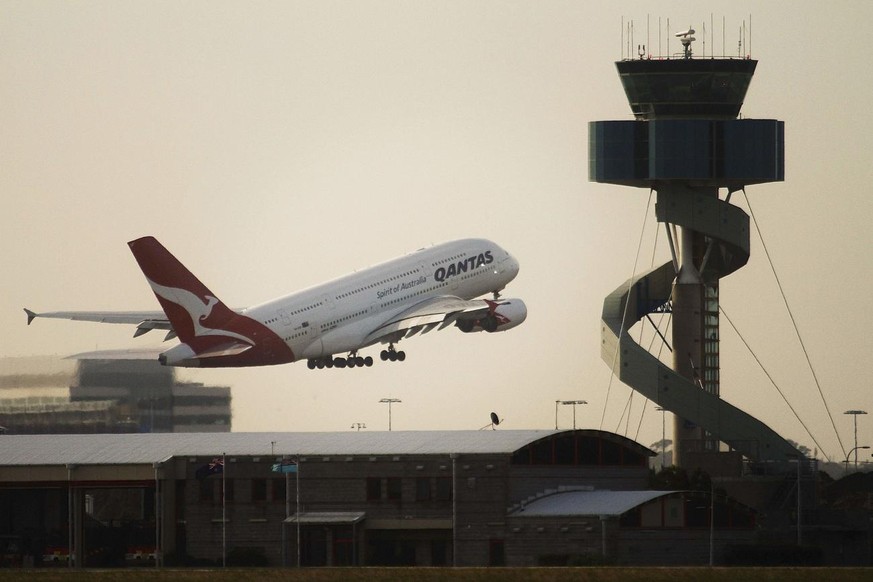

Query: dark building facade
[0,430,766,568]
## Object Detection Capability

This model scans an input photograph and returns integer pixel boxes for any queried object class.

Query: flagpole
[284,456,290,567]
[296,455,301,568]
[222,452,226,568]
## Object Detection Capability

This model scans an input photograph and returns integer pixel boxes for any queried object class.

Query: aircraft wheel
[307,359,316,370]
[316,360,325,369]
[380,350,388,361]
[397,351,406,362]
[325,358,334,369]
[364,356,373,367]
[355,356,365,367]
[335,358,347,368]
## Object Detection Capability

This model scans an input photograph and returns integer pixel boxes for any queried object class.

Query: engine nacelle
[456,298,527,333]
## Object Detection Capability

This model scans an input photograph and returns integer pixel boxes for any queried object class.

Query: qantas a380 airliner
[25,237,526,369]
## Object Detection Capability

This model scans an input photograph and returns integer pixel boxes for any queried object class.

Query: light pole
[844,445,870,475]
[844,410,868,470]
[655,406,667,469]
[379,398,401,431]
[560,400,587,430]
[554,400,560,429]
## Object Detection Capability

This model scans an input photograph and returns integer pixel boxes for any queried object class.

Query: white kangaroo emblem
[147,279,253,344]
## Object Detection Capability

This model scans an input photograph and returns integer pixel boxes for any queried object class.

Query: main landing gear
[380,344,406,362]
[306,352,374,370]
[306,345,407,370]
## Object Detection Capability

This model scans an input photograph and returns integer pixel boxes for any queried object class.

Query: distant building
[0,354,230,434]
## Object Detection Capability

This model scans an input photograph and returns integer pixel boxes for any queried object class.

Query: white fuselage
[242,239,519,360]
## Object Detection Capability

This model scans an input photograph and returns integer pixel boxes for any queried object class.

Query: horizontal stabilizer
[194,342,253,359]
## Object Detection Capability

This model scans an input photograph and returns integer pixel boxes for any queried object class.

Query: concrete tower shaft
[590,53,794,466]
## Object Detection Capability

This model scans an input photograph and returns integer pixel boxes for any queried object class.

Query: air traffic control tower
[589,31,798,468]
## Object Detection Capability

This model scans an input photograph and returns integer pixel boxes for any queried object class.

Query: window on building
[219,479,234,503]
[415,477,431,501]
[271,478,287,503]
[366,477,381,501]
[252,478,267,502]
[554,433,575,465]
[601,439,622,465]
[532,439,553,464]
[387,477,402,501]
[435,476,453,501]
[199,479,214,503]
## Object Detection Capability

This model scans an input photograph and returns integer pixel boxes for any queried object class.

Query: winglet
[24,308,37,325]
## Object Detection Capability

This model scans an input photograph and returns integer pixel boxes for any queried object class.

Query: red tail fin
[128,236,241,348]
[127,237,295,367]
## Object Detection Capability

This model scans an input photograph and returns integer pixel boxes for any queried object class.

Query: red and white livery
[25,237,525,369]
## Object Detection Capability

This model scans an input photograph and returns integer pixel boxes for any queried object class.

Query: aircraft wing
[24,308,174,338]
[362,295,499,345]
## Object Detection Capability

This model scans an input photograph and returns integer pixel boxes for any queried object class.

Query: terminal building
[0,430,767,568]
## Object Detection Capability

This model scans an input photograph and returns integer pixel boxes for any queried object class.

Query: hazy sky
[3,1,872,463]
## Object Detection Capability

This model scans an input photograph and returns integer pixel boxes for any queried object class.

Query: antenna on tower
[675,27,696,59]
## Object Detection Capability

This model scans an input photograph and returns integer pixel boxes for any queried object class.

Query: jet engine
[456,298,527,333]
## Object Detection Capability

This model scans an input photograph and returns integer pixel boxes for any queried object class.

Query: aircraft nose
[503,252,520,278]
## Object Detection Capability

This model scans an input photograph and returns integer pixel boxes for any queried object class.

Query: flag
[271,459,297,473]
[196,457,224,480]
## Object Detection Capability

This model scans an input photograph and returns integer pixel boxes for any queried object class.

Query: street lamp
[554,400,560,430]
[844,445,870,475]
[560,400,587,430]
[844,410,868,470]
[379,398,401,431]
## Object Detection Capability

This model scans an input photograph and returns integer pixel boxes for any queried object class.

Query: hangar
[0,429,755,567]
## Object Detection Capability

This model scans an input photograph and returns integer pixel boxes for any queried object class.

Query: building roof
[0,430,563,466]
[509,489,677,518]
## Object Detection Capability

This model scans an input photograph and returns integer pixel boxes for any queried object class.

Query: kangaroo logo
[484,299,513,326]
[147,279,253,344]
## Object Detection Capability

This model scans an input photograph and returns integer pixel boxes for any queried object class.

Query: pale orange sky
[2,1,872,463]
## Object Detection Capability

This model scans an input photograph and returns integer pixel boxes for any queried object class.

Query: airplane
[25,236,526,369]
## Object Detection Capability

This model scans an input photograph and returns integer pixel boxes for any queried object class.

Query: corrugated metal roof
[509,489,677,517]
[0,430,560,466]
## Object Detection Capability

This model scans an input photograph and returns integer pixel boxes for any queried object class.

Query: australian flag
[196,457,224,480]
